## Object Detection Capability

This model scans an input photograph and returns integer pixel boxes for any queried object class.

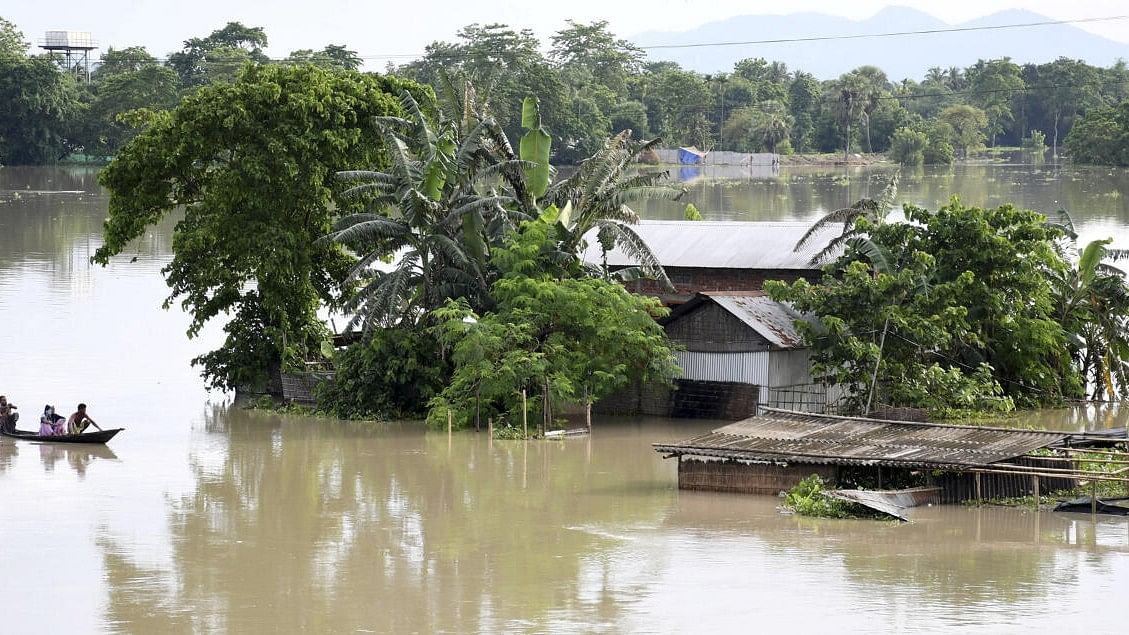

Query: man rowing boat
[67,404,101,435]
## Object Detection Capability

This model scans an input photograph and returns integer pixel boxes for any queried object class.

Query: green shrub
[315,327,450,420]
[1023,130,1047,151]
[783,474,856,518]
[888,127,927,166]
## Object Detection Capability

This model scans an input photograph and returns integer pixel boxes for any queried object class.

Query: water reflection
[97,408,683,633]
[36,443,118,477]
[0,439,17,474]
[87,406,1129,633]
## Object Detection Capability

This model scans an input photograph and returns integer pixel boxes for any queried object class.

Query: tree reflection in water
[99,406,679,632]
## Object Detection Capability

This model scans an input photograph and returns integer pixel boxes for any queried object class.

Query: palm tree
[543,130,684,289]
[1052,236,1129,399]
[793,170,900,264]
[324,91,525,329]
[754,101,793,154]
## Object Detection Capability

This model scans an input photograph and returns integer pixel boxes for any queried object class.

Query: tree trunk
[864,112,872,154]
[1053,110,1060,158]
[864,317,890,415]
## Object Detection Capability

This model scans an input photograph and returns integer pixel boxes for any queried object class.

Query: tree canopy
[93,64,428,391]
[769,199,1084,415]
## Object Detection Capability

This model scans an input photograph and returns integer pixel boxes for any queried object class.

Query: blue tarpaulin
[678,146,706,164]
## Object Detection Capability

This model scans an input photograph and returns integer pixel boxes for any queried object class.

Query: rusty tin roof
[654,408,1068,470]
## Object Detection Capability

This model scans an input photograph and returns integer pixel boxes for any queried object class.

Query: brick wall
[626,267,819,303]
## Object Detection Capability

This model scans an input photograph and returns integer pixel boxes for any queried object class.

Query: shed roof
[662,292,808,349]
[653,408,1068,470]
[581,220,842,270]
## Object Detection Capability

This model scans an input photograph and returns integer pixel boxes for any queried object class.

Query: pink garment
[39,420,56,436]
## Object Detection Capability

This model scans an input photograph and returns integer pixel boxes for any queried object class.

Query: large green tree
[79,49,180,156]
[965,58,1024,146]
[167,21,269,87]
[771,200,1083,414]
[93,64,427,391]
[939,104,988,157]
[0,52,79,164]
[1065,101,1129,166]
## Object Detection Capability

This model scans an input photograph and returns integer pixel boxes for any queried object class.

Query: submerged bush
[316,327,450,420]
[783,474,856,519]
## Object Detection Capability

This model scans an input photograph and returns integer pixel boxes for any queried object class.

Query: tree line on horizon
[3,16,1129,166]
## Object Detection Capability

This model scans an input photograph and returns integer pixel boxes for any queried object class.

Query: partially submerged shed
[654,408,1099,502]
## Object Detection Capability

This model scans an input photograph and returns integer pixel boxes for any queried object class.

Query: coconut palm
[794,170,900,264]
[542,130,684,289]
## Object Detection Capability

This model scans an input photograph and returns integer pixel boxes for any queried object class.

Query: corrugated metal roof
[653,408,1067,470]
[581,220,843,270]
[661,292,809,350]
[706,293,806,349]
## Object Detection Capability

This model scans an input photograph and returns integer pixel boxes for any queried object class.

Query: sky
[5,0,1129,69]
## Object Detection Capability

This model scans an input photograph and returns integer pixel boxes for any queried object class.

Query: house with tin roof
[581,220,842,304]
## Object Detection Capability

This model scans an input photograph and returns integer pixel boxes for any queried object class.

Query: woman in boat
[38,405,66,437]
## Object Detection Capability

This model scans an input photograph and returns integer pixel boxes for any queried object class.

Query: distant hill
[632,7,1129,80]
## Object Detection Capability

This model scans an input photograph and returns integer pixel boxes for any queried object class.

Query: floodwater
[1,165,1127,634]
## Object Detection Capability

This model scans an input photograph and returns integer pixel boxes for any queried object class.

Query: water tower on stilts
[39,31,98,82]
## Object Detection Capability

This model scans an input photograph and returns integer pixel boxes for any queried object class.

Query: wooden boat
[0,428,123,445]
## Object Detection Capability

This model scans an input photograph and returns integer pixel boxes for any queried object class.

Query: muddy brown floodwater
[1,166,1127,633]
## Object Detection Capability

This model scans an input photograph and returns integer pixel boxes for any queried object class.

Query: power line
[638,14,1129,51]
[87,13,1129,65]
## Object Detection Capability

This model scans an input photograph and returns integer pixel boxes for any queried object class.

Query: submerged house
[597,291,825,419]
[582,220,840,305]
[588,220,842,419]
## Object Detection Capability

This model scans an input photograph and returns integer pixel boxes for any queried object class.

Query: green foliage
[0,53,79,164]
[888,127,927,166]
[1051,235,1129,399]
[284,45,362,71]
[0,17,29,57]
[520,96,552,199]
[783,475,856,519]
[94,64,426,391]
[428,215,678,430]
[684,203,703,221]
[886,363,1014,418]
[316,328,450,419]
[966,58,1024,146]
[923,121,956,165]
[772,199,1083,413]
[609,100,649,136]
[1023,129,1047,152]
[78,63,179,156]
[324,86,531,330]
[167,21,269,87]
[939,104,988,157]
[1065,102,1129,166]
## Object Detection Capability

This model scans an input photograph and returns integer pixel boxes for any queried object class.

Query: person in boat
[0,396,17,433]
[39,405,65,437]
[67,403,101,435]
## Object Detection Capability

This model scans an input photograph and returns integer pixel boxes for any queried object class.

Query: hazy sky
[5,0,1129,69]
